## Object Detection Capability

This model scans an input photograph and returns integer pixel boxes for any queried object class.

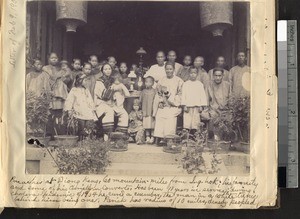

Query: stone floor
[106,144,250,176]
[26,143,250,175]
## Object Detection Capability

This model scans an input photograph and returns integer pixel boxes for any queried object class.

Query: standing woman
[153,61,184,144]
[43,52,68,136]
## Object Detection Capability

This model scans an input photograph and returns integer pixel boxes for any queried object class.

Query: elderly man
[144,51,167,84]
[207,68,231,112]
[208,56,230,83]
[167,50,183,75]
[229,52,251,97]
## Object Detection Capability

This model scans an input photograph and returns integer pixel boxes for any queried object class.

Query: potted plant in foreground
[56,137,111,174]
[208,110,236,153]
[230,96,250,153]
[181,123,206,174]
[26,91,51,146]
[109,131,128,152]
[53,111,79,147]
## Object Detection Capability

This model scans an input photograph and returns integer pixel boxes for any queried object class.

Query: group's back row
[27,50,250,100]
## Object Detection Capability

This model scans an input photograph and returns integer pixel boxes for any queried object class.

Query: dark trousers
[77,119,95,140]
[46,109,67,138]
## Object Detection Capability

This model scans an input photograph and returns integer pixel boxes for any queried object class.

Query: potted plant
[208,110,236,153]
[181,123,207,174]
[26,91,51,146]
[53,111,79,147]
[229,96,250,153]
[109,132,128,152]
[56,137,111,174]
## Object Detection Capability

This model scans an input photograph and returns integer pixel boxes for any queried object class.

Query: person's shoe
[158,140,165,147]
[104,134,109,142]
[149,137,155,144]
[128,136,135,143]
[145,137,151,144]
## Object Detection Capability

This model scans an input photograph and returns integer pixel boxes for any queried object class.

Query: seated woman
[94,63,129,141]
[153,61,184,145]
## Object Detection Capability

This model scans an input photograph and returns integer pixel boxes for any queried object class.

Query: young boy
[194,56,209,89]
[107,56,119,76]
[119,62,130,89]
[59,60,73,91]
[89,55,103,80]
[177,55,192,82]
[119,62,128,78]
[140,76,156,144]
[81,62,96,97]
[71,58,83,86]
[181,66,207,135]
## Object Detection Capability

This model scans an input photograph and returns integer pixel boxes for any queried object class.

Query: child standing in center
[181,66,208,135]
[140,76,156,144]
[64,74,98,140]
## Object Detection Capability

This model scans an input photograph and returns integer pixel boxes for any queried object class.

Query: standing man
[167,50,183,75]
[144,51,167,85]
[229,52,251,97]
[194,56,210,89]
[208,56,230,83]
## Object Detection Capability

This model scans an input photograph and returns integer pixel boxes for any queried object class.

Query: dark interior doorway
[73,1,236,70]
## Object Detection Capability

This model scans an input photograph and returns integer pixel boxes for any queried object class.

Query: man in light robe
[229,52,251,97]
[144,51,167,85]
[167,50,183,76]
[208,56,230,83]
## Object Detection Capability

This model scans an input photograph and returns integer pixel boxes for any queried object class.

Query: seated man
[206,68,231,139]
[208,56,230,83]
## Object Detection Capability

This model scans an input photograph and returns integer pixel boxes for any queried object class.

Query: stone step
[220,153,250,167]
[109,144,182,165]
[106,163,186,176]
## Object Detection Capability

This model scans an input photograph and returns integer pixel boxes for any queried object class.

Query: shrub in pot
[181,123,207,174]
[109,132,128,152]
[56,137,111,174]
[209,110,236,153]
[54,112,79,147]
[26,91,51,146]
[229,96,250,153]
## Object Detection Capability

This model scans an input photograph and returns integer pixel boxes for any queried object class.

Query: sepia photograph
[25,0,251,176]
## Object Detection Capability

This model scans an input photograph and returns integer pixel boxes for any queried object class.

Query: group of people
[26,50,250,145]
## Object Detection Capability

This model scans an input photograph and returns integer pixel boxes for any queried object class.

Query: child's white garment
[64,87,97,121]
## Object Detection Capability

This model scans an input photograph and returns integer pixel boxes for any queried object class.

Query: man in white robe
[143,51,166,84]
[167,50,183,76]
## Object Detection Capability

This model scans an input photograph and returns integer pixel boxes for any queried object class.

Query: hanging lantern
[56,1,87,32]
[199,2,233,37]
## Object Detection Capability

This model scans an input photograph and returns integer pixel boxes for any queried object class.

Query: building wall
[26,1,250,71]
